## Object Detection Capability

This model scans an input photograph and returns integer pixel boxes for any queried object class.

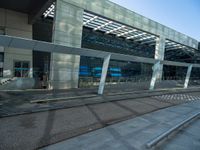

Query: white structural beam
[126,33,147,40]
[116,29,136,37]
[165,45,178,49]
[184,65,193,89]
[93,21,113,31]
[149,61,161,90]
[141,40,156,45]
[134,35,155,42]
[166,45,186,51]
[154,36,166,81]
[1,35,200,93]
[106,25,125,34]
[98,54,111,95]
[43,2,55,18]
[83,16,98,25]
[1,35,200,68]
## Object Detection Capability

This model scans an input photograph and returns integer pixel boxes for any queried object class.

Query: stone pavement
[1,87,200,150]
[1,91,200,150]
[158,118,200,150]
[0,88,97,117]
[1,87,200,117]
[41,101,200,150]
[0,96,173,150]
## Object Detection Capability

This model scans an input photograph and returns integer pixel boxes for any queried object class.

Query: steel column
[98,54,111,95]
[184,65,193,88]
[150,61,161,90]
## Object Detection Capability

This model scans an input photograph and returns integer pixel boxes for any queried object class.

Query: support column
[184,65,193,89]
[149,61,160,90]
[154,36,166,80]
[50,0,84,89]
[98,54,111,95]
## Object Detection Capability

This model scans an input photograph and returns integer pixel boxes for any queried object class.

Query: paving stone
[125,123,172,149]
[0,106,99,150]
[164,105,197,115]
[1,89,200,150]
[117,100,158,114]
[141,108,182,124]
[88,102,133,123]
[42,101,200,150]
[1,88,200,117]
[159,129,200,150]
[137,97,172,108]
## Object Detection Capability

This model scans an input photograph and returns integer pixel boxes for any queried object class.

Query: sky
[110,0,200,41]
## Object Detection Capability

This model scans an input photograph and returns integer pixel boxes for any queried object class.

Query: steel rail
[146,111,200,148]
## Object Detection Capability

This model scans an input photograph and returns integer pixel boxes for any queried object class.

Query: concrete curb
[146,111,200,148]
[1,88,200,118]
[30,94,98,103]
[30,87,200,104]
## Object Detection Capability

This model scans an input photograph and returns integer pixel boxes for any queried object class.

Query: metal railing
[146,112,200,148]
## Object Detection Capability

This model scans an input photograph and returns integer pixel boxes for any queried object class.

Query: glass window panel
[0,68,3,77]
[0,53,4,62]
[14,61,30,77]
[14,70,21,77]
[15,61,21,68]
[22,70,29,77]
[22,62,29,68]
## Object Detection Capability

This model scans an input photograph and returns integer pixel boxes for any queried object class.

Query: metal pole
[98,54,111,95]
[149,61,160,90]
[184,65,193,89]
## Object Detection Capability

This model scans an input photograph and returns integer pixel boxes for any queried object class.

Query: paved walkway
[41,101,200,150]
[1,87,200,150]
[0,95,172,150]
[1,91,200,150]
[1,87,200,117]
[158,118,200,150]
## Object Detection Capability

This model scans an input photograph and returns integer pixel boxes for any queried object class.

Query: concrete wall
[154,36,166,80]
[50,0,83,89]
[0,78,35,90]
[0,8,32,78]
[62,0,198,50]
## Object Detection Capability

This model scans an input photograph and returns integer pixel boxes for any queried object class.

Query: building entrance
[33,51,51,89]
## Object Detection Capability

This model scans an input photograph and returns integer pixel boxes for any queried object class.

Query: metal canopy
[43,4,157,46]
[165,40,196,52]
[82,12,157,43]
[165,40,197,62]
[165,40,185,50]
[43,4,197,52]
[43,2,55,18]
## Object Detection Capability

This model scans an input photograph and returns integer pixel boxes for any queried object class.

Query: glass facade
[0,29,4,77]
[14,61,30,77]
